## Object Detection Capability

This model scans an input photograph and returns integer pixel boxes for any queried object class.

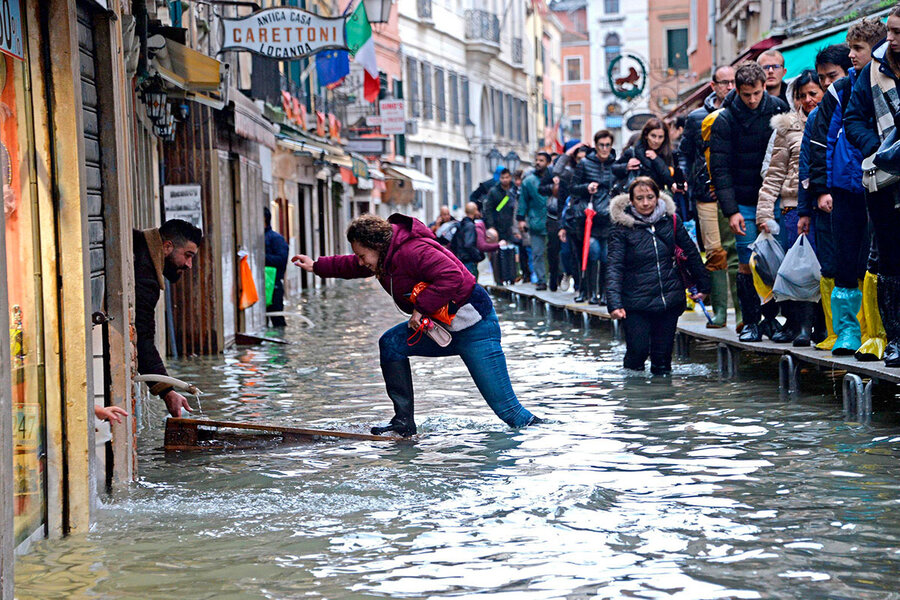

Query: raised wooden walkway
[485,281,899,418]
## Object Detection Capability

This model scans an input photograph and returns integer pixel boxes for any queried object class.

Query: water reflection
[15,280,900,599]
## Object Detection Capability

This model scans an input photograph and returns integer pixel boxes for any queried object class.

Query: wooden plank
[234,332,289,345]
[164,418,401,451]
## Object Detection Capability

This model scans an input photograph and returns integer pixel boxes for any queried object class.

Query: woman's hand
[408,309,424,330]
[644,150,657,160]
[292,254,315,272]
[757,221,770,234]
[611,308,626,320]
[627,158,641,171]
[587,182,599,195]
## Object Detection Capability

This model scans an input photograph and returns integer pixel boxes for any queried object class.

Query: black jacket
[483,183,519,241]
[606,193,709,313]
[450,216,484,264]
[680,91,719,204]
[567,149,618,239]
[614,140,676,191]
[133,229,173,398]
[265,227,289,291]
[708,89,789,216]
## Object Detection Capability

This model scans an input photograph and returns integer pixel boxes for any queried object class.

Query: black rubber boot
[879,275,900,368]
[736,273,762,342]
[759,300,783,340]
[792,301,814,347]
[575,260,595,303]
[371,360,417,437]
[589,261,603,305]
[771,301,798,343]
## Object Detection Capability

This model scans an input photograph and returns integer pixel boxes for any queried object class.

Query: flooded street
[15,280,900,599]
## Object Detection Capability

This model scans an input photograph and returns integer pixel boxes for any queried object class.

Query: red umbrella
[581,206,596,273]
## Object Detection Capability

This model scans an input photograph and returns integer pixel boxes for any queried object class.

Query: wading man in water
[292,214,541,436]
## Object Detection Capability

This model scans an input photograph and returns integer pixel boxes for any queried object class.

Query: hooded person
[292,214,541,436]
[133,219,203,417]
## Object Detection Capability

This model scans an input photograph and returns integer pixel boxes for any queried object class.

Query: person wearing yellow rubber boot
[856,248,887,361]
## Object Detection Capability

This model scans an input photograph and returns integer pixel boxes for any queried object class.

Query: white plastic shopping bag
[773,234,821,302]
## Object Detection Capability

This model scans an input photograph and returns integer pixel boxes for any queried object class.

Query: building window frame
[565,56,583,82]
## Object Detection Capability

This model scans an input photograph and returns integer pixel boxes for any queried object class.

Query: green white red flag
[346,1,379,103]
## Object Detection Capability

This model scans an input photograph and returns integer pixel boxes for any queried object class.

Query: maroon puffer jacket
[313,214,476,316]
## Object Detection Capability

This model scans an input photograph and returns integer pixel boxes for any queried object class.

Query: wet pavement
[14,279,900,599]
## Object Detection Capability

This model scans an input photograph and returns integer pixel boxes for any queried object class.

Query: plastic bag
[750,254,774,303]
[265,266,277,306]
[772,234,821,302]
[749,227,784,287]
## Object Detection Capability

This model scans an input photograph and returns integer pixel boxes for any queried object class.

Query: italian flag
[346,1,379,103]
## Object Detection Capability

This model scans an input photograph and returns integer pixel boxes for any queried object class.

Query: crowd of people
[448,10,900,373]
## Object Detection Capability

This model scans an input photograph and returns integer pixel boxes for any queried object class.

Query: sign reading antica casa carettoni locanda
[222,7,348,60]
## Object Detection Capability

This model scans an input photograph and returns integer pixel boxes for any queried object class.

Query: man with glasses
[758,50,788,104]
[679,65,740,328]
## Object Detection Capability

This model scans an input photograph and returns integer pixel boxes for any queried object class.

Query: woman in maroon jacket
[293,214,539,436]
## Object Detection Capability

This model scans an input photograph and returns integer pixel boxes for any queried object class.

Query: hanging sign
[378,100,406,135]
[0,0,24,61]
[164,184,203,232]
[607,54,647,100]
[222,8,348,60]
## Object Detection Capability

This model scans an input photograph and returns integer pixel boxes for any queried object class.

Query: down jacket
[680,92,720,205]
[614,140,676,191]
[757,110,806,223]
[483,183,519,242]
[314,214,479,318]
[708,89,789,216]
[567,149,618,240]
[606,193,710,314]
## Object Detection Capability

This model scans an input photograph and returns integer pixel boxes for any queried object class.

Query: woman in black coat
[614,118,679,193]
[607,177,709,375]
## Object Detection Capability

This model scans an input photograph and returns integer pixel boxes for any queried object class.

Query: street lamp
[142,77,168,122]
[505,151,520,173]
[363,0,392,23]
[487,148,504,172]
[463,118,476,139]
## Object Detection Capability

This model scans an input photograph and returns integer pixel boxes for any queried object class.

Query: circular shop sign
[626,113,656,131]
[607,53,647,100]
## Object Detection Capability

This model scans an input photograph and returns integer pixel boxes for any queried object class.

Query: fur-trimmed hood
[609,192,676,228]
[769,110,806,135]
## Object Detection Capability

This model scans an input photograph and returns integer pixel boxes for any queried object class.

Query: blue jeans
[737,203,780,264]
[378,310,535,428]
[560,236,576,277]
[585,237,608,263]
[530,233,547,284]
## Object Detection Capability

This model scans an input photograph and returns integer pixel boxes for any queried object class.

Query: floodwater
[15,280,900,599]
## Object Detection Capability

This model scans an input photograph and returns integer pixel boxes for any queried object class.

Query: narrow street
[14,282,900,599]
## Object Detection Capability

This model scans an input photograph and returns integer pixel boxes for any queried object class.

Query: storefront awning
[384,165,436,193]
[777,28,850,79]
[276,134,328,156]
[150,36,222,93]
[231,88,276,150]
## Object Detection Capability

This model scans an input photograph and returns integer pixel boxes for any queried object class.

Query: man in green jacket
[518,152,551,290]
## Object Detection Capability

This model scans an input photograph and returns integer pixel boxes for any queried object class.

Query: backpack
[449,218,484,264]
[700,108,723,190]
[435,220,459,247]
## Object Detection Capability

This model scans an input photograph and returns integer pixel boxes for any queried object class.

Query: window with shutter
[506,94,513,140]
[422,62,433,120]
[407,57,420,117]
[452,160,461,209]
[449,73,459,125]
[438,158,448,205]
[461,76,470,123]
[464,162,472,198]
[435,67,446,122]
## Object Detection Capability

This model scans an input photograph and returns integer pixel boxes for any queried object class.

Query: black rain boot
[736,273,762,342]
[590,260,603,305]
[771,301,798,343]
[759,300,783,340]
[878,275,900,368]
[371,360,417,437]
[792,301,814,347]
[575,260,595,303]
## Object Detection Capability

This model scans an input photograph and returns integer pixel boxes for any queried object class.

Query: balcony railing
[512,37,523,64]
[465,10,500,44]
[417,0,432,20]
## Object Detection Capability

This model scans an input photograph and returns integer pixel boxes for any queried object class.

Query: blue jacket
[810,69,864,196]
[845,41,900,158]
[517,171,549,235]
[797,108,816,217]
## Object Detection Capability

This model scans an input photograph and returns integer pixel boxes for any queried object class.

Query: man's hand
[95,405,128,424]
[292,254,315,272]
[558,229,567,242]
[644,150,657,160]
[408,309,423,330]
[797,216,810,235]
[690,292,708,302]
[587,182,600,195]
[757,221,770,234]
[164,390,192,417]
[627,158,641,171]
[817,194,833,213]
[553,176,560,184]
[611,308,627,320]
[729,212,746,236]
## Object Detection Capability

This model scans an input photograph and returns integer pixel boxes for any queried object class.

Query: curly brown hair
[846,18,887,48]
[346,215,392,275]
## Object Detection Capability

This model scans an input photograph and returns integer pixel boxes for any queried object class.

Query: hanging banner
[222,8,348,60]
[164,184,204,231]
[0,0,23,61]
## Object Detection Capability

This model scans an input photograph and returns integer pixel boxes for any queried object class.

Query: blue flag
[316,50,349,88]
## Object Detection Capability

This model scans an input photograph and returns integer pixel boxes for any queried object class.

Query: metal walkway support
[717,343,738,378]
[778,355,799,393]
[842,373,873,421]
[675,332,691,360]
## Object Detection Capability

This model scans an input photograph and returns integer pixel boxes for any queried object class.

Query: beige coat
[757,110,806,224]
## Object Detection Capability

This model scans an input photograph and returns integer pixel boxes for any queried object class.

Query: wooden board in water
[164,417,401,451]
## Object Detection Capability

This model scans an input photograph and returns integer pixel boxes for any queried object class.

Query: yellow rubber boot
[856,272,887,361]
[857,278,869,346]
[816,277,837,351]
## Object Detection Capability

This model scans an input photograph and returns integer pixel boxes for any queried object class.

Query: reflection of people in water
[292,214,542,437]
